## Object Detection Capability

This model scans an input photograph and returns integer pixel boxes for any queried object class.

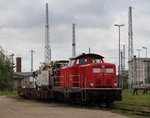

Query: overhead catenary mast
[44,3,51,62]
[128,6,134,90]
[72,23,76,57]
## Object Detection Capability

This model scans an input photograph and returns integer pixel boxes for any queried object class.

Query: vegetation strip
[116,103,150,108]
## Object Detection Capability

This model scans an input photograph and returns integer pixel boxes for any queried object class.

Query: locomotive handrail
[53,76,64,78]
[70,74,80,88]
[53,74,81,88]
[70,75,80,77]
[52,76,64,87]
[71,81,79,83]
[53,81,64,83]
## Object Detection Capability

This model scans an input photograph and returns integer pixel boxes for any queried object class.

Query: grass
[112,89,150,118]
[0,90,18,96]
[0,90,40,103]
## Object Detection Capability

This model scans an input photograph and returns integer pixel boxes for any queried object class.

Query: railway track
[114,103,150,108]
[97,102,150,117]
[107,107,150,117]
[76,103,150,117]
[59,102,150,117]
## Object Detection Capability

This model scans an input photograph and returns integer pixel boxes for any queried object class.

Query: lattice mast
[44,3,51,62]
[72,23,76,57]
[128,6,133,61]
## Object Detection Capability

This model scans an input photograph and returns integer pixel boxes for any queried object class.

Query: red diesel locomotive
[18,53,122,106]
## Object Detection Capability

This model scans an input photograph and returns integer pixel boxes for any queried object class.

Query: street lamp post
[142,47,147,58]
[114,24,124,88]
[137,49,142,58]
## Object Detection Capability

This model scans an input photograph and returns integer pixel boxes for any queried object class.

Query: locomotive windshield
[92,58,103,63]
[76,58,87,65]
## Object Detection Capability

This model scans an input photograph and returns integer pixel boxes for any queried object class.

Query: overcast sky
[0,0,150,71]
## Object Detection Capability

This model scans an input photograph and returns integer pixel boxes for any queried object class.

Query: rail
[107,107,150,117]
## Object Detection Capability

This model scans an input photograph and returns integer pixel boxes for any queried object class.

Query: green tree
[0,46,13,89]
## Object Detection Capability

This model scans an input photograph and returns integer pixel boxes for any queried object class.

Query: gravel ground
[0,96,129,118]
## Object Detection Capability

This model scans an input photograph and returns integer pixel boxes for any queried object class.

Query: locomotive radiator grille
[106,79,112,86]
[96,79,101,85]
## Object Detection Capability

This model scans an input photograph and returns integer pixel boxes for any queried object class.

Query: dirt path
[0,96,129,118]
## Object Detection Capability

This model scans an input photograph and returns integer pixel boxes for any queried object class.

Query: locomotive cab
[59,53,117,89]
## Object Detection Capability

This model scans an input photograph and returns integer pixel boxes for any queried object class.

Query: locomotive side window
[93,58,102,63]
[67,60,75,66]
[76,58,87,65]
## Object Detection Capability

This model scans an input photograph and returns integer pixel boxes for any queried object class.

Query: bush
[0,46,13,89]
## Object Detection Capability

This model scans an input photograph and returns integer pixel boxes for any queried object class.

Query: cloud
[0,0,150,71]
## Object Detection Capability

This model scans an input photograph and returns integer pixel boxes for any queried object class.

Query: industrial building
[13,57,34,89]
[128,56,150,87]
[13,72,33,89]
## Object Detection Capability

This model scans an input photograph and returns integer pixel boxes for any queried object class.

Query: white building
[128,56,150,87]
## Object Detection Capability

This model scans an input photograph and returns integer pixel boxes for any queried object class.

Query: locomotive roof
[71,53,104,60]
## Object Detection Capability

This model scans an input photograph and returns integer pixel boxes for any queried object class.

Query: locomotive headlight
[102,65,105,68]
[90,80,94,87]
[114,81,117,87]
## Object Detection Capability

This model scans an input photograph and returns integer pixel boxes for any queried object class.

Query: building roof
[14,72,33,77]
[128,57,150,63]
